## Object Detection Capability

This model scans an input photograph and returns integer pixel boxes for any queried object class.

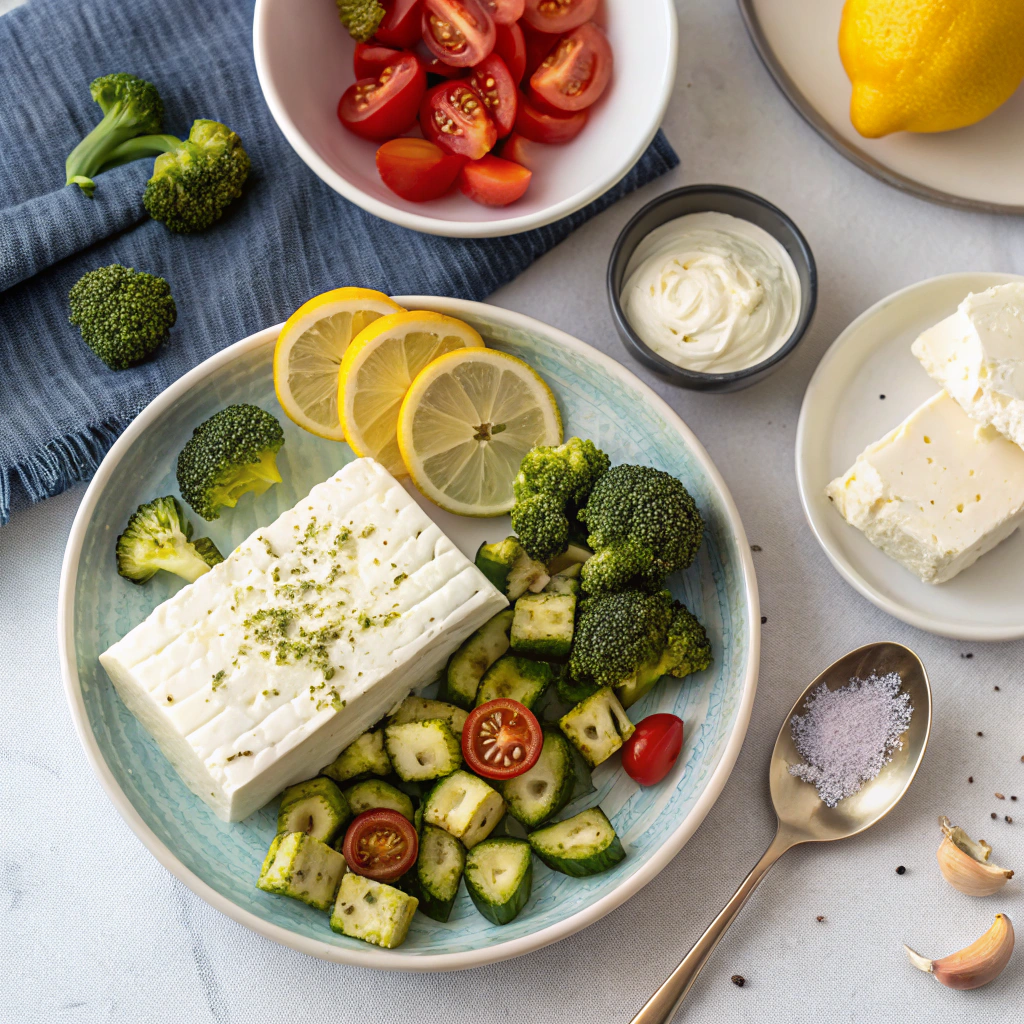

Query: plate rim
[736,0,1024,216]
[57,297,760,971]
[795,271,1024,642]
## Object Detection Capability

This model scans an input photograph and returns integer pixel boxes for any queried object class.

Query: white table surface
[2,0,1023,1020]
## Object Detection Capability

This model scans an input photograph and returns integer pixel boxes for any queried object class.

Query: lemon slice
[273,287,404,440]
[397,348,563,516]
[339,311,485,476]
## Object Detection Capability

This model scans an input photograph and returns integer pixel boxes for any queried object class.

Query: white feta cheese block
[825,391,1024,584]
[913,283,1024,450]
[99,458,507,821]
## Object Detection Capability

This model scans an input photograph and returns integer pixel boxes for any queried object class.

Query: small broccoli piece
[579,464,704,596]
[116,496,224,584]
[336,0,386,41]
[65,73,164,196]
[661,604,712,679]
[176,404,285,521]
[103,119,250,232]
[511,438,610,562]
[68,265,177,370]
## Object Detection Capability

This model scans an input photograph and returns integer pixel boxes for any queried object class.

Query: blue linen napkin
[0,0,678,525]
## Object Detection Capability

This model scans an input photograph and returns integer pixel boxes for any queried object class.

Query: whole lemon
[839,0,1024,138]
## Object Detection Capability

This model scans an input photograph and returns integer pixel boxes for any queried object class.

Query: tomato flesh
[467,54,518,137]
[500,131,541,168]
[375,0,424,48]
[529,21,612,112]
[420,80,498,159]
[421,0,496,67]
[483,0,525,24]
[354,41,402,79]
[342,809,419,882]
[462,698,543,778]
[494,21,527,83]
[621,714,684,787]
[377,137,465,201]
[338,52,427,140]
[515,93,587,142]
[522,0,597,34]
[521,23,558,80]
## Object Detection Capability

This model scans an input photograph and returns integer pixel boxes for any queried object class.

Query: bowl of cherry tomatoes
[253,0,678,237]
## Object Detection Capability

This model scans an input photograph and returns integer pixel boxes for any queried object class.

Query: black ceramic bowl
[607,185,817,392]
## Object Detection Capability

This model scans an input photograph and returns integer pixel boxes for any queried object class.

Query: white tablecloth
[2,0,1022,1019]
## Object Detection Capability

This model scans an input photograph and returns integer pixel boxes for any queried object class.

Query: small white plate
[740,0,1024,213]
[796,272,1024,641]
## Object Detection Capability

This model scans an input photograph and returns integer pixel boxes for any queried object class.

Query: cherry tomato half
[415,39,469,78]
[420,80,498,158]
[514,93,587,142]
[421,0,496,67]
[522,0,598,34]
[342,809,419,882]
[621,714,683,787]
[338,51,427,140]
[494,21,527,82]
[375,0,424,48]
[462,697,543,778]
[466,54,518,136]
[529,21,612,112]
[354,41,402,79]
[521,23,558,79]
[377,137,466,201]
[483,0,525,24]
[500,131,541,168]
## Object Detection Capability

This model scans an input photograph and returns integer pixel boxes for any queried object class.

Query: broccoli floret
[103,119,250,232]
[68,265,177,370]
[116,496,224,584]
[65,73,164,196]
[579,464,704,596]
[511,438,610,562]
[336,0,386,41]
[176,404,285,521]
[568,590,711,708]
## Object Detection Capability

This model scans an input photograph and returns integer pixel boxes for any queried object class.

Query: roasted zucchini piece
[321,730,391,784]
[257,831,347,910]
[475,654,554,709]
[414,824,466,923]
[442,608,513,709]
[277,776,350,843]
[387,695,469,737]
[384,719,462,782]
[423,770,505,848]
[330,873,418,948]
[559,686,635,768]
[510,592,576,659]
[475,536,549,599]
[500,729,576,828]
[464,837,533,925]
[528,807,625,877]
[342,778,415,821]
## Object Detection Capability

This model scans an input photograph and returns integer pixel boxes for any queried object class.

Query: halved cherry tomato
[462,698,542,777]
[483,0,524,24]
[529,21,612,112]
[420,80,498,159]
[459,155,532,205]
[494,21,527,82]
[515,93,587,142]
[522,0,597,34]
[375,0,424,48]
[521,23,558,79]
[354,41,402,79]
[338,51,427,140]
[421,0,496,67]
[415,39,469,78]
[500,131,541,168]
[466,54,518,137]
[621,714,684,787]
[342,809,419,882]
[377,138,466,201]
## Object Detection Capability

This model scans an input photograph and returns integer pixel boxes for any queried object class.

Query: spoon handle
[628,829,795,1024]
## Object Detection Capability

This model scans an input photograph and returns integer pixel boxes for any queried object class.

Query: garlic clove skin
[905,914,1014,991]
[936,816,1014,897]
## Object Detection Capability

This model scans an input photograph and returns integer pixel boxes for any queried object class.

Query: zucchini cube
[442,609,513,710]
[510,592,576,659]
[330,874,418,949]
[559,687,635,768]
[500,729,576,828]
[475,537,549,599]
[384,719,462,782]
[277,776,350,844]
[528,807,625,877]
[415,824,466,923]
[387,695,468,737]
[475,654,554,709]
[464,837,533,926]
[321,730,391,784]
[424,770,505,848]
[342,778,415,821]
[257,831,347,911]
[543,564,582,597]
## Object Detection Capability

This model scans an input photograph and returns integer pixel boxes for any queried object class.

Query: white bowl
[252,0,677,237]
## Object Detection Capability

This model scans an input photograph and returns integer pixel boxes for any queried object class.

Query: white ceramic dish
[58,297,759,970]
[253,0,677,237]
[740,0,1024,214]
[796,272,1024,641]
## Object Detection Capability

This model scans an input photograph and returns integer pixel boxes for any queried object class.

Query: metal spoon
[629,641,932,1024]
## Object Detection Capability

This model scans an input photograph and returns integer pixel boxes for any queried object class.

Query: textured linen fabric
[0,0,678,525]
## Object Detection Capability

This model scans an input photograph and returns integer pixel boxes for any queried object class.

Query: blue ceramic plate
[58,298,759,971]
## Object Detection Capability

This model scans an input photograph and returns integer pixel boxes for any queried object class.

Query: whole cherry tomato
[337,51,427,140]
[529,21,612,112]
[621,714,683,787]
[420,80,498,158]
[421,0,496,67]
[376,138,466,201]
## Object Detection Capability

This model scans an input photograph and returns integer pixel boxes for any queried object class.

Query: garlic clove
[936,815,1013,897]
[905,914,1014,990]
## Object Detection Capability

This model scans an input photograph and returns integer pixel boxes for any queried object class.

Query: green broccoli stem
[99,134,181,172]
[65,116,164,193]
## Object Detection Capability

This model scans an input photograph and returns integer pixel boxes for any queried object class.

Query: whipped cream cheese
[620,211,801,373]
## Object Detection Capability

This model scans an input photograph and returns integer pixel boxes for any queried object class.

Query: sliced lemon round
[397,348,563,516]
[339,311,485,476]
[273,287,404,441]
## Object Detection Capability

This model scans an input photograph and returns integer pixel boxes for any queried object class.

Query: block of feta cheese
[826,391,1024,584]
[100,458,507,821]
[913,283,1024,450]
